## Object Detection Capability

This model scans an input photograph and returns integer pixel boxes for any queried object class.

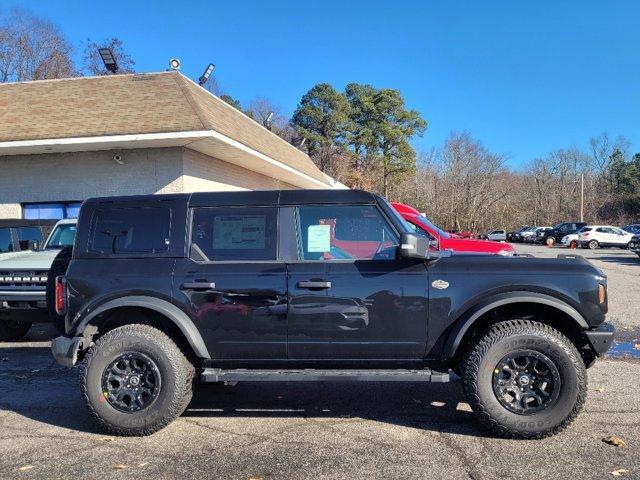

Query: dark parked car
[52,190,613,439]
[621,224,640,236]
[629,235,640,258]
[542,222,588,246]
[506,226,533,243]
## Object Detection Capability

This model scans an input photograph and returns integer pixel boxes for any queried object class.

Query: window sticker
[307,224,331,252]
[213,215,266,250]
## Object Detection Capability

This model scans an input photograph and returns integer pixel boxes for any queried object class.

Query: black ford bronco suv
[51,190,614,438]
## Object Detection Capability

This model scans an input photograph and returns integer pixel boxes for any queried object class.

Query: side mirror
[398,232,430,260]
[28,240,39,251]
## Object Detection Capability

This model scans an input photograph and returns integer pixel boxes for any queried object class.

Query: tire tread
[462,319,587,439]
[79,323,195,436]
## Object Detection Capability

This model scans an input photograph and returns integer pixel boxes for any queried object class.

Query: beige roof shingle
[0,71,329,184]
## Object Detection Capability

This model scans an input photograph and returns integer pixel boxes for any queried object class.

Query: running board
[201,368,450,383]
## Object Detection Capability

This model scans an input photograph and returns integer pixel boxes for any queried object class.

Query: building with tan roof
[0,71,344,219]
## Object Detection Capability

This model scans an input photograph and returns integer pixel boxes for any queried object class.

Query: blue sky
[4,0,639,167]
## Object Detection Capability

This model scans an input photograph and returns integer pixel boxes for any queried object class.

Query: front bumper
[585,322,615,356]
[0,290,46,304]
[51,335,84,368]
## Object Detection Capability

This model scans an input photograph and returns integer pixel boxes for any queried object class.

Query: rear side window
[191,207,277,261]
[89,207,170,255]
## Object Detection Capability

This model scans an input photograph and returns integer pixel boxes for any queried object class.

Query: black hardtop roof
[0,218,58,228]
[84,189,378,208]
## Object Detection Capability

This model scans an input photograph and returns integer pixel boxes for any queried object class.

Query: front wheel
[462,320,586,439]
[545,236,555,246]
[80,324,195,436]
[588,240,599,250]
[0,319,32,341]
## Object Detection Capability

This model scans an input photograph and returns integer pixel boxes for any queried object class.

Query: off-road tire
[80,324,195,436]
[588,240,599,250]
[545,236,556,246]
[0,319,32,341]
[46,246,73,332]
[462,320,587,439]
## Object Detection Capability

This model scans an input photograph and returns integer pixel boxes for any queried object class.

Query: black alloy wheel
[492,350,560,415]
[101,352,161,412]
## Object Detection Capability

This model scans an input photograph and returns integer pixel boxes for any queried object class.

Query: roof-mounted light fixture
[98,48,118,74]
[264,111,274,130]
[198,63,215,86]
[169,58,181,70]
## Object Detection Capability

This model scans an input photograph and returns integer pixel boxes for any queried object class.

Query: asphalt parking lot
[1,244,638,480]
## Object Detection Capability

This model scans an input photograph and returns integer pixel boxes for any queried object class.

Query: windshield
[413,215,450,238]
[0,228,12,253]
[45,224,77,249]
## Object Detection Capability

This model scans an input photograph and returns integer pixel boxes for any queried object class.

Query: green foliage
[293,82,427,193]
[292,83,352,163]
[219,94,243,111]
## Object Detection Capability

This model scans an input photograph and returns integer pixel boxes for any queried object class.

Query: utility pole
[580,173,584,222]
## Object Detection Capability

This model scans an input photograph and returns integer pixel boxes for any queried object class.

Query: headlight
[497,249,515,256]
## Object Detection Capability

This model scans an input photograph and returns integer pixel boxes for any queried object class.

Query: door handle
[297,281,331,289]
[181,282,216,290]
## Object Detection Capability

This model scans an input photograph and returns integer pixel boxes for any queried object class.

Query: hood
[441,237,514,255]
[0,249,60,270]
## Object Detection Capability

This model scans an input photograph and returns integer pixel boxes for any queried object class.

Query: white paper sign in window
[307,225,331,252]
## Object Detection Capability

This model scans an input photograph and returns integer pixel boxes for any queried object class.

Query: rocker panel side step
[201,368,450,383]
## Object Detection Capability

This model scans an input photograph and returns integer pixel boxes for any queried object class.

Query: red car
[391,202,515,256]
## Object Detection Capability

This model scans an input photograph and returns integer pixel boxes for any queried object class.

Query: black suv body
[629,235,640,257]
[543,222,588,246]
[52,190,613,438]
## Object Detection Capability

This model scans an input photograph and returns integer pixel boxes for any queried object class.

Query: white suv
[578,225,635,249]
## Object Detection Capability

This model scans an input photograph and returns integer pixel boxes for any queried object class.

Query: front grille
[0,271,48,287]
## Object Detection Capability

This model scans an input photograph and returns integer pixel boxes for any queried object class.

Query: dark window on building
[89,207,171,255]
[295,205,399,261]
[191,207,278,261]
[23,202,83,220]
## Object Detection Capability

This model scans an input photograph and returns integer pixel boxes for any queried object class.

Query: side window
[596,227,606,233]
[89,207,170,255]
[295,205,399,261]
[406,220,433,240]
[191,207,277,261]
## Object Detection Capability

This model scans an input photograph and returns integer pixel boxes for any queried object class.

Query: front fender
[74,295,210,359]
[441,291,588,359]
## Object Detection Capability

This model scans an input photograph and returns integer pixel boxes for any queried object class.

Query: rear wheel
[80,324,195,436]
[569,240,577,249]
[545,236,555,246]
[588,240,599,250]
[462,320,586,439]
[0,319,32,341]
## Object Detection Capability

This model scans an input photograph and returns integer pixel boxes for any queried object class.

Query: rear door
[284,204,429,361]
[172,205,287,361]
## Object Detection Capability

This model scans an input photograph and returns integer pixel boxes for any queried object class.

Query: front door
[173,206,287,361]
[285,204,429,361]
